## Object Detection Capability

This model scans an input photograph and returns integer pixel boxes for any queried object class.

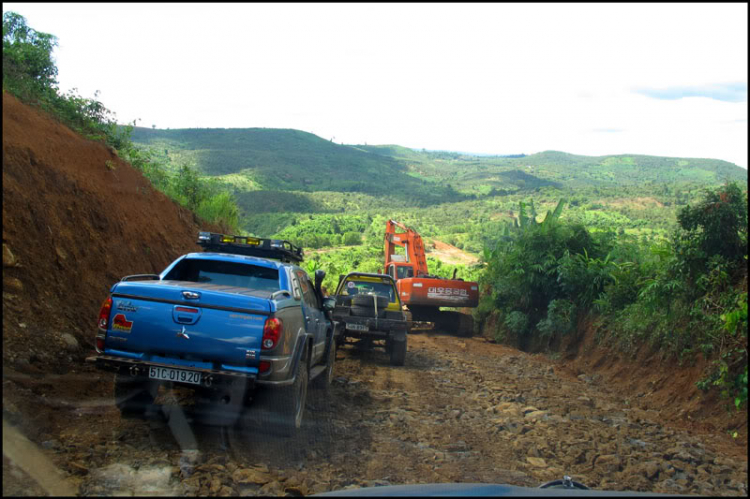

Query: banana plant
[541,198,567,228]
[514,198,566,231]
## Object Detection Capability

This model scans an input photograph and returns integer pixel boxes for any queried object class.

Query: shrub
[537,299,576,337]
[675,182,748,284]
[504,311,529,336]
[342,231,362,246]
[196,192,240,233]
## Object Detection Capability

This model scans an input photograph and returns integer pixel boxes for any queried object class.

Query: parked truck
[86,232,338,430]
[331,272,409,366]
[384,220,478,336]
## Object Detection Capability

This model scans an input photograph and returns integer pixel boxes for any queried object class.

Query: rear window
[164,258,280,292]
[340,279,396,302]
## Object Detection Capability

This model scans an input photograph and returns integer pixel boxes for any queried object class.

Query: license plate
[149,366,202,385]
[346,323,369,332]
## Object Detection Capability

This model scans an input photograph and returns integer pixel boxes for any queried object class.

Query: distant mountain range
[129,127,747,203]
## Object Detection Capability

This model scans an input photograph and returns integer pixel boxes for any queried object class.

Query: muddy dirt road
[3,332,748,496]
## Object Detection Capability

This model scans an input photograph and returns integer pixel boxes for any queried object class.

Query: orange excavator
[384,220,478,336]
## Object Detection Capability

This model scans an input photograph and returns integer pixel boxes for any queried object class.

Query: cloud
[634,82,747,103]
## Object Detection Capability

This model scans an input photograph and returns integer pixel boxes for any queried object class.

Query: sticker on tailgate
[112,314,133,333]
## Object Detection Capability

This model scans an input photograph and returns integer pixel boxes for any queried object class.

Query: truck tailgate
[105,281,270,366]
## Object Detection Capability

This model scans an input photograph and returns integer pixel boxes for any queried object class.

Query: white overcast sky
[4,3,748,168]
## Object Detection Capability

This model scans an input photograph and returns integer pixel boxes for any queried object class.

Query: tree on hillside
[676,182,748,270]
[2,12,58,99]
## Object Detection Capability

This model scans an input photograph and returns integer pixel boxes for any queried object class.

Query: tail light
[259,361,271,373]
[98,297,113,330]
[262,317,282,350]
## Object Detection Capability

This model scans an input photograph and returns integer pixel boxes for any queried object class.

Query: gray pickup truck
[332,272,408,366]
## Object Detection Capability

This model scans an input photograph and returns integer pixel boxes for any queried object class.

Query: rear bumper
[86,354,256,389]
[334,315,407,341]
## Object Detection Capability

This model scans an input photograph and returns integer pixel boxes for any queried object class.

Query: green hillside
[362,147,745,194]
[131,127,746,199]
[513,151,745,186]
[128,127,746,238]
[128,127,467,206]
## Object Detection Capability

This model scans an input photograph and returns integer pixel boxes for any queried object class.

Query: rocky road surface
[3,332,748,496]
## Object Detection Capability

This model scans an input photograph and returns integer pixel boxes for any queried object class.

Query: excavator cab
[386,263,415,281]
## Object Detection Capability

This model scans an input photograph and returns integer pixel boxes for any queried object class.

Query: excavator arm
[384,219,429,276]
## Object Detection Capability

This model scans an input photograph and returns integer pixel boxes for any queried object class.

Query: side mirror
[322,296,336,312]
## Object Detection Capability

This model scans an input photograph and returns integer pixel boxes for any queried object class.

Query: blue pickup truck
[87,232,338,430]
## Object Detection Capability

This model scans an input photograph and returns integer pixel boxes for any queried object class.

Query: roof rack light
[196,231,304,263]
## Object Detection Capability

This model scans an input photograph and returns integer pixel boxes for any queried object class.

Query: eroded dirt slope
[427,239,479,266]
[2,93,219,373]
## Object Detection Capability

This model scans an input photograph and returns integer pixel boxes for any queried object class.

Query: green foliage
[480,186,748,405]
[504,311,529,336]
[196,191,240,231]
[707,292,748,410]
[557,249,618,308]
[722,291,748,337]
[342,231,363,246]
[675,182,748,284]
[2,11,58,100]
[481,198,605,344]
[537,299,577,338]
[271,214,370,249]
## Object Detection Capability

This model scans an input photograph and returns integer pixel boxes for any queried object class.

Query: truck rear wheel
[389,338,407,366]
[114,373,155,416]
[271,345,309,432]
